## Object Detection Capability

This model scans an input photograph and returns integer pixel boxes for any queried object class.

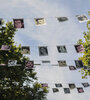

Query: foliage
[78,19,90,79]
[0,22,48,100]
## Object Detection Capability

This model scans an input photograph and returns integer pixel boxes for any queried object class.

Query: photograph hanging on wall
[39,46,48,56]
[77,87,84,93]
[13,19,24,28]
[8,60,17,67]
[52,88,59,93]
[21,46,30,54]
[57,17,68,22]
[58,60,67,66]
[41,83,48,88]
[76,15,88,23]
[34,18,46,25]
[0,45,11,51]
[82,83,90,87]
[25,61,34,69]
[55,83,62,87]
[57,46,67,53]
[63,88,70,94]
[75,45,84,53]
[69,66,76,70]
[75,60,83,68]
[69,84,76,89]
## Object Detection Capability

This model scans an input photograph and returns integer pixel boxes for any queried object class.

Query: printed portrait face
[75,45,84,53]
[69,66,76,70]
[39,47,48,56]
[82,83,89,87]
[52,88,59,93]
[69,84,76,89]
[64,88,70,94]
[35,18,46,25]
[77,87,84,93]
[58,60,67,66]
[21,46,30,54]
[75,60,83,68]
[1,45,11,50]
[57,17,68,22]
[8,60,17,66]
[55,83,62,87]
[14,19,24,28]
[57,46,67,53]
[25,61,34,69]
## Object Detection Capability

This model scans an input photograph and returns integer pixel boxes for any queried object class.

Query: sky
[0,0,90,100]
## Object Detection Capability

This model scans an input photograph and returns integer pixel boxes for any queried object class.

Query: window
[1,45,11,51]
[13,19,24,28]
[25,61,34,69]
[75,45,84,53]
[52,88,59,93]
[8,60,17,67]
[55,83,62,87]
[77,87,84,93]
[63,88,70,94]
[76,15,88,23]
[57,46,67,53]
[82,83,89,87]
[75,60,83,68]
[69,84,76,89]
[39,46,48,56]
[21,46,30,54]
[69,66,76,70]
[34,18,46,25]
[57,17,68,22]
[58,60,67,66]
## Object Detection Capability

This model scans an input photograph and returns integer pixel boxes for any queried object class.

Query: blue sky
[0,0,90,100]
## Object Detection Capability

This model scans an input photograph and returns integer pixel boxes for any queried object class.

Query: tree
[78,14,90,79]
[0,22,48,100]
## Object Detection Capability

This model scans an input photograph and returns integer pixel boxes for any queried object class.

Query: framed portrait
[57,17,68,22]
[69,66,76,70]
[41,83,48,88]
[55,83,62,87]
[39,47,48,56]
[34,18,46,25]
[8,60,17,67]
[77,87,84,93]
[52,88,59,93]
[82,83,89,87]
[75,45,84,53]
[64,88,70,94]
[1,45,11,50]
[75,60,83,68]
[76,15,88,23]
[25,61,34,69]
[58,60,67,66]
[57,46,67,53]
[21,46,30,54]
[69,84,76,89]
[13,19,24,28]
